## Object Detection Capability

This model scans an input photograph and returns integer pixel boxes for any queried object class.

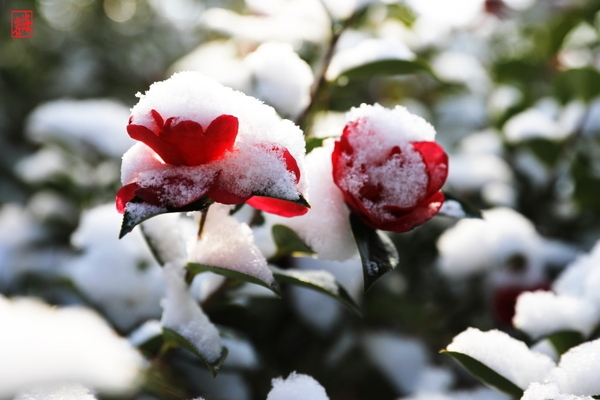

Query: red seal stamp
[11,10,34,39]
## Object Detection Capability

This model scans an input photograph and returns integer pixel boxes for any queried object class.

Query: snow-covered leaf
[441,350,523,399]
[338,59,433,81]
[271,266,362,316]
[349,213,399,292]
[186,262,281,297]
[162,327,228,377]
[119,197,213,238]
[272,224,315,258]
[438,192,483,219]
[547,330,585,356]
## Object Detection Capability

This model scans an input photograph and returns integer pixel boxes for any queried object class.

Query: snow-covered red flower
[117,72,308,236]
[331,104,448,233]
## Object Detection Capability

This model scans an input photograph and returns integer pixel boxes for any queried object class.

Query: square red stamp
[11,10,34,39]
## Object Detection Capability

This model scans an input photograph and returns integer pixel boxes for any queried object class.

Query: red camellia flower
[331,104,448,232]
[116,72,309,236]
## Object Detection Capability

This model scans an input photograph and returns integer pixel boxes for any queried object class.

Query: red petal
[160,114,239,166]
[412,142,449,198]
[127,124,187,165]
[207,186,251,205]
[377,191,445,232]
[116,183,139,214]
[246,196,309,217]
[282,148,301,183]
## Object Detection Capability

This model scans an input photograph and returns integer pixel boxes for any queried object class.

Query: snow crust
[161,261,222,363]
[266,372,329,400]
[437,207,566,280]
[446,328,555,389]
[548,338,600,396]
[513,291,599,339]
[190,204,274,286]
[513,240,600,339]
[276,141,356,260]
[26,99,134,158]
[0,296,143,398]
[522,382,594,400]
[14,383,98,400]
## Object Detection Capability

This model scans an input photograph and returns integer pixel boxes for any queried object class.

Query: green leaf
[162,327,228,378]
[186,262,281,297]
[349,213,399,292]
[553,67,600,103]
[438,192,483,219]
[140,224,166,266]
[336,59,434,81]
[442,350,524,399]
[305,136,331,154]
[119,196,213,238]
[271,224,315,258]
[547,330,584,355]
[271,266,362,316]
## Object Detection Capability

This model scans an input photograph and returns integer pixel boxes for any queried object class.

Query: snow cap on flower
[332,103,448,232]
[117,71,309,235]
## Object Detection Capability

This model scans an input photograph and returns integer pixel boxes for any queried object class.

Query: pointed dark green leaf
[162,327,228,377]
[336,59,434,81]
[438,192,483,219]
[186,262,281,297]
[271,266,362,316]
[442,350,524,399]
[271,224,315,258]
[349,213,399,292]
[119,196,213,238]
[547,330,585,356]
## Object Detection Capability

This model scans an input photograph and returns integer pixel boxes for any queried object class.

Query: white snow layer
[446,328,555,390]
[122,71,307,211]
[14,383,98,400]
[25,99,134,158]
[401,387,510,400]
[190,204,274,286]
[266,372,329,400]
[0,296,143,398]
[160,261,223,363]
[276,141,357,260]
[548,338,600,396]
[513,291,599,339]
[522,382,594,400]
[65,204,164,331]
[244,42,314,118]
[514,239,600,339]
[437,207,558,279]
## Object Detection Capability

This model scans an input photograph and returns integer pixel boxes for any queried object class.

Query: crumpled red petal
[246,196,309,217]
[127,111,239,166]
